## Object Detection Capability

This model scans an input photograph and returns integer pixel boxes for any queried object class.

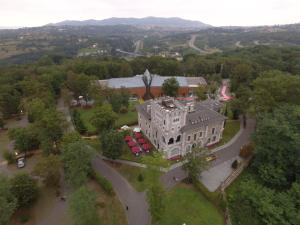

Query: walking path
[92,155,150,225]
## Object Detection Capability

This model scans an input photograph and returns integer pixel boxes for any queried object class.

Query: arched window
[168,138,174,145]
[176,135,181,142]
[192,143,197,149]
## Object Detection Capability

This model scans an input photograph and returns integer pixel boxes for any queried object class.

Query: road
[187,34,208,54]
[161,117,256,189]
[92,156,150,225]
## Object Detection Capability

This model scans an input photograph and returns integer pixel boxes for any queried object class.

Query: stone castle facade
[136,97,226,159]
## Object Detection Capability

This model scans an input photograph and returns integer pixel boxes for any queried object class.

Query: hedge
[94,172,115,196]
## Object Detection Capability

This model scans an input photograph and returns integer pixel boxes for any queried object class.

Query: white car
[17,157,25,168]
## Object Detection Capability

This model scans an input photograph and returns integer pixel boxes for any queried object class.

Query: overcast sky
[1,0,300,27]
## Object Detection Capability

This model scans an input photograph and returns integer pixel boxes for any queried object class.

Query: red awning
[134,132,142,138]
[127,141,136,147]
[124,136,132,142]
[131,146,140,153]
[138,138,146,144]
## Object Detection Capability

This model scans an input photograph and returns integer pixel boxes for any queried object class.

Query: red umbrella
[131,146,140,153]
[142,143,150,151]
[134,132,142,139]
[138,138,146,144]
[127,141,136,147]
[124,136,132,142]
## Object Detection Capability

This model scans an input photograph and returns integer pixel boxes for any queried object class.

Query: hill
[48,17,211,29]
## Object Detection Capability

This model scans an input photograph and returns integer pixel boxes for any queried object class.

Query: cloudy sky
[1,0,300,27]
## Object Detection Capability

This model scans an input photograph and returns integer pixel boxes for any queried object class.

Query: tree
[0,175,17,225]
[10,173,38,208]
[69,186,100,225]
[252,71,300,114]
[60,131,82,149]
[253,104,300,189]
[8,126,40,153]
[162,77,179,97]
[25,98,46,123]
[101,130,124,159]
[182,147,209,183]
[71,109,87,134]
[61,141,94,188]
[66,73,91,99]
[147,183,166,225]
[90,104,117,133]
[195,85,207,101]
[33,155,62,188]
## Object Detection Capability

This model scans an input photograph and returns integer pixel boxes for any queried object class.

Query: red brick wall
[125,86,190,98]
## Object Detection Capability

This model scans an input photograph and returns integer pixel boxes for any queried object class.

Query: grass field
[78,102,139,134]
[112,163,161,192]
[212,120,240,148]
[161,183,225,225]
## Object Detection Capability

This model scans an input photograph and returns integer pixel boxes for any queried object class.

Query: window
[168,138,174,145]
[194,134,197,141]
[164,120,166,125]
[187,136,191,141]
[176,135,181,142]
[212,136,216,142]
[199,132,203,138]
[212,128,215,134]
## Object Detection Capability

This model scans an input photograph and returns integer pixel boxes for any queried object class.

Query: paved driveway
[92,155,150,225]
[161,117,256,190]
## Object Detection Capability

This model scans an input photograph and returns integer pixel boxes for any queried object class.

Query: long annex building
[136,97,226,159]
[98,69,207,98]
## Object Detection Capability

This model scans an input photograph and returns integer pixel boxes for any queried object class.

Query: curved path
[92,156,150,225]
[161,117,256,189]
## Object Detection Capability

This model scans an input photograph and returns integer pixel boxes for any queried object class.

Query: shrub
[3,150,14,164]
[137,173,144,182]
[119,106,128,114]
[232,160,239,169]
[239,143,254,158]
[19,214,30,223]
[94,172,115,196]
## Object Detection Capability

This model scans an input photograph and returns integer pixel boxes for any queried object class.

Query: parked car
[206,154,217,162]
[17,157,25,168]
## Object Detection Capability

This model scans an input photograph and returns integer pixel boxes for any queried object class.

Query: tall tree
[61,141,94,188]
[101,130,124,159]
[10,173,38,208]
[90,104,117,133]
[33,155,62,188]
[162,77,179,97]
[69,186,100,225]
[0,175,17,225]
[182,147,209,184]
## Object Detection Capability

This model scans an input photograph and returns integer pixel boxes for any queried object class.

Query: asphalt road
[92,156,151,225]
[161,117,256,189]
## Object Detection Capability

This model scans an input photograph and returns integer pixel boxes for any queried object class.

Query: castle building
[98,70,207,98]
[136,97,226,159]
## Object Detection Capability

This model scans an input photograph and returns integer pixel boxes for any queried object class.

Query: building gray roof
[100,70,205,89]
[181,105,226,132]
[136,98,226,133]
[186,77,207,86]
[195,99,223,112]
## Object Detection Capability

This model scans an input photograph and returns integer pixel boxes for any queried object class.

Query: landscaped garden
[77,101,139,134]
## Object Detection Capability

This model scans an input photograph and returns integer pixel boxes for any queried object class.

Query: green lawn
[112,163,161,192]
[212,120,240,148]
[78,102,139,135]
[161,183,225,225]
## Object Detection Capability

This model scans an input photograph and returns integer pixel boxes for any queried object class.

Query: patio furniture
[142,143,151,152]
[134,132,142,139]
[131,146,141,156]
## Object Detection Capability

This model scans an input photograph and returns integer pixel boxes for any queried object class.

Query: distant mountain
[48,17,211,29]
